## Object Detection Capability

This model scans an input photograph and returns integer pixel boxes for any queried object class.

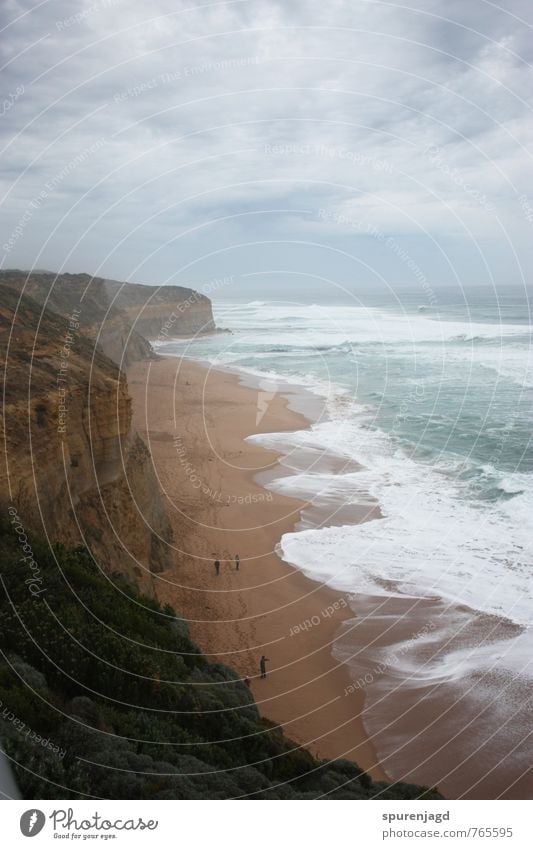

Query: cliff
[0,522,442,800]
[0,275,442,803]
[104,278,217,339]
[0,269,218,591]
[0,285,173,594]
[0,271,218,369]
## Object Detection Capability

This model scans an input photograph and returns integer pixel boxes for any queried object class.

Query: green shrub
[0,518,441,800]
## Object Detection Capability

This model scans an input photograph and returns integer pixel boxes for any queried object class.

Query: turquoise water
[156,286,533,797]
[157,286,533,626]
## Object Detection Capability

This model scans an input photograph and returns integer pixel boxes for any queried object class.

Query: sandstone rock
[0,284,174,596]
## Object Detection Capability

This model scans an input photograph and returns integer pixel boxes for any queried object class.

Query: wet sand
[128,354,533,799]
[128,356,386,780]
[338,592,532,799]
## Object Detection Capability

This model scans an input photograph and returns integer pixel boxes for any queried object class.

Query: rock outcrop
[104,278,217,340]
[0,285,173,595]
[0,270,218,369]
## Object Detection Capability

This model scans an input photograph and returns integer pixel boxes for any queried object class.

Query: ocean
[155,285,533,797]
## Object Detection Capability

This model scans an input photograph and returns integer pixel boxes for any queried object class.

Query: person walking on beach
[214,559,220,576]
[259,655,269,679]
[235,554,240,571]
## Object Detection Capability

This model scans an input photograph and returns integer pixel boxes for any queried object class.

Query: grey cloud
[0,0,531,284]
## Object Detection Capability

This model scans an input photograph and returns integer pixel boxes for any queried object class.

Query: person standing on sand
[214,559,220,576]
[259,655,269,679]
[235,554,240,571]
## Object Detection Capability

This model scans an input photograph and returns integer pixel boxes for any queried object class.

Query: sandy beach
[127,354,533,800]
[128,355,386,781]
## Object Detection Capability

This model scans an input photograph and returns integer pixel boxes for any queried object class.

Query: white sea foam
[252,417,533,628]
[179,297,533,794]
[158,301,533,389]
[212,301,532,344]
[160,299,533,631]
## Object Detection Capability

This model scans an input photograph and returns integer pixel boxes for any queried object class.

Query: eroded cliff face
[0,286,173,595]
[0,272,218,371]
[0,271,156,369]
[0,270,219,591]
[104,279,217,339]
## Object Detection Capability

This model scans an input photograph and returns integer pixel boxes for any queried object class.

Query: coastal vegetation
[0,519,441,800]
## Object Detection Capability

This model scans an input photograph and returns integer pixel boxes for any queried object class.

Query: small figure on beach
[235,554,240,571]
[243,676,251,688]
[259,655,269,679]
[214,559,220,576]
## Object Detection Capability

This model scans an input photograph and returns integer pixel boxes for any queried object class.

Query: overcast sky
[1,0,532,299]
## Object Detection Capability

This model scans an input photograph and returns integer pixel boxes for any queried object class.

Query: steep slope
[104,278,217,339]
[0,522,442,800]
[0,271,218,368]
[0,286,173,593]
[0,277,443,802]
[0,270,154,369]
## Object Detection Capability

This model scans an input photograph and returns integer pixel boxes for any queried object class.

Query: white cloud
[0,0,532,283]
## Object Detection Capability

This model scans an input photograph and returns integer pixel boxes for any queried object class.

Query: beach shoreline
[127,353,533,800]
[128,355,387,781]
